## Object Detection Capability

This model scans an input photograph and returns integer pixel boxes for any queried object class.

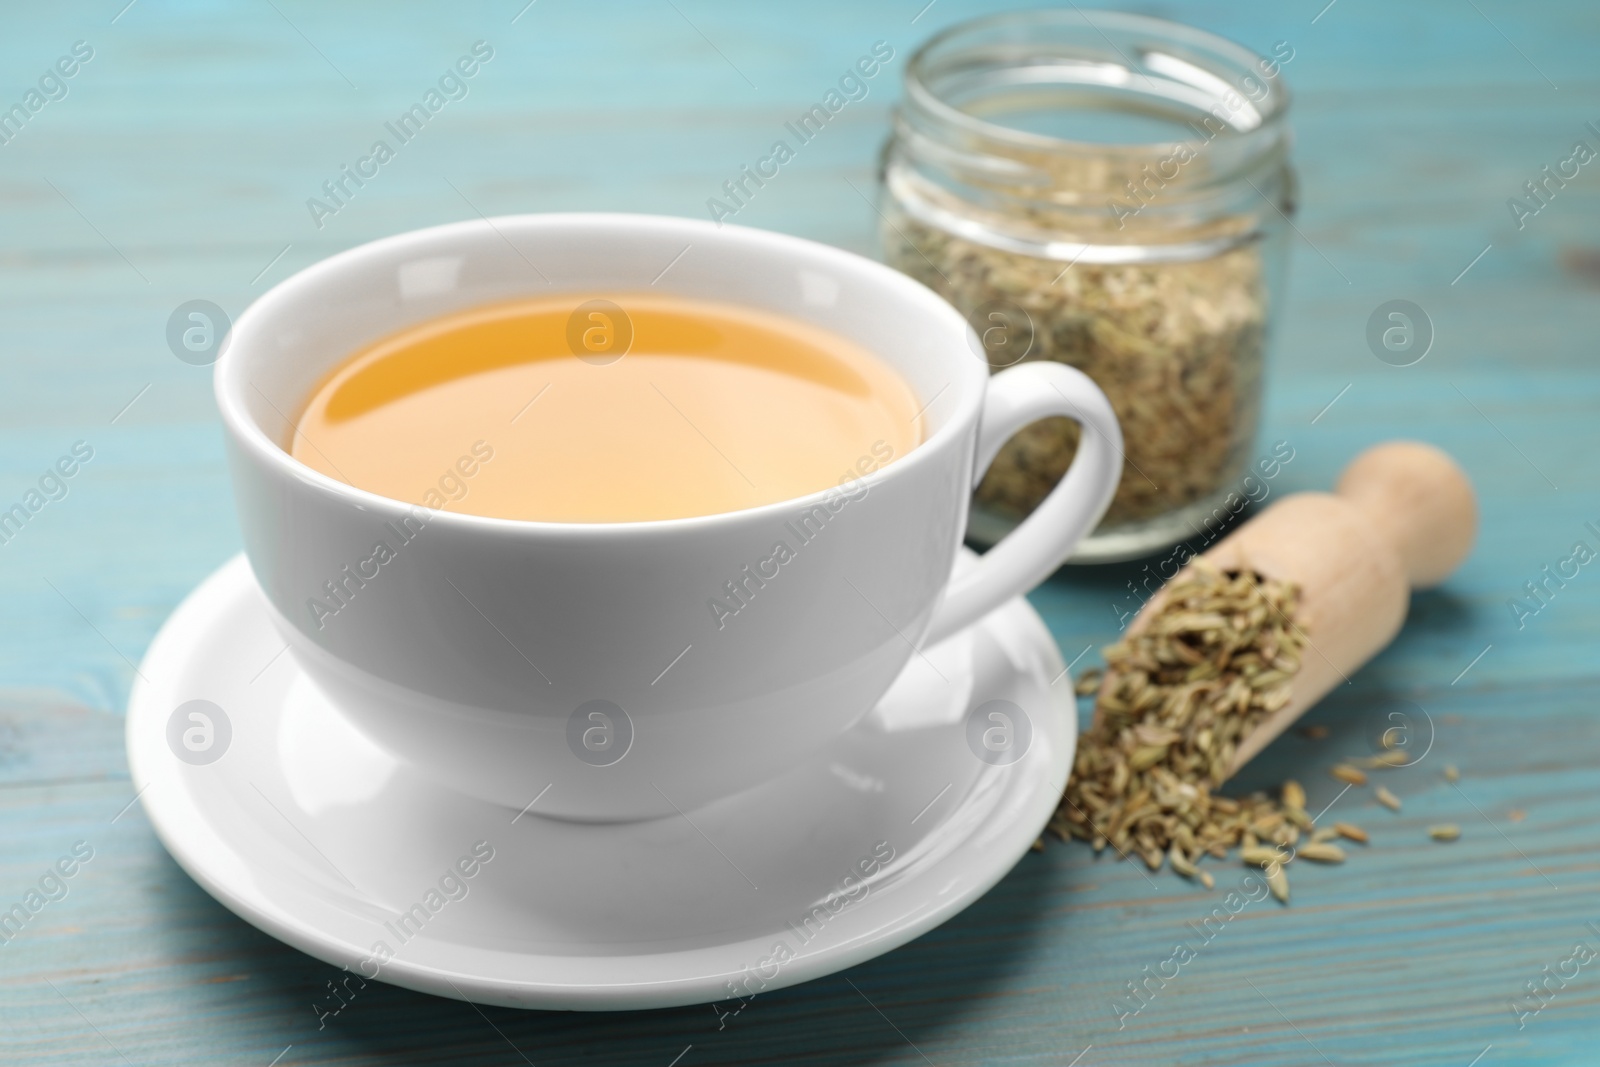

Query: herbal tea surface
[292,293,921,522]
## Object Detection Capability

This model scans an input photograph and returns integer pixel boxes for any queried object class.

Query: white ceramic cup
[217,213,1121,821]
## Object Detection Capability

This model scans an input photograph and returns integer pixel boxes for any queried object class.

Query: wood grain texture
[2,0,1597,1064]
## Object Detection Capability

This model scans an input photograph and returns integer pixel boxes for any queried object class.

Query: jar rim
[903,9,1290,160]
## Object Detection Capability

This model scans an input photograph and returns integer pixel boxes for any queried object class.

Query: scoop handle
[1335,441,1477,588]
[1212,441,1476,773]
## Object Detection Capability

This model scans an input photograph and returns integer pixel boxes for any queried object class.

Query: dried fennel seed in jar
[877,11,1296,556]
[1049,559,1318,885]
[883,221,1267,528]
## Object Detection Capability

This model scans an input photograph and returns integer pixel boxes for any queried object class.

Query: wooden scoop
[1097,441,1477,778]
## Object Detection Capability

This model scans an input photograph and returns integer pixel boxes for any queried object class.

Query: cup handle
[921,361,1123,647]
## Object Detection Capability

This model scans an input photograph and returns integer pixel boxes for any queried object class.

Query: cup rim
[216,212,986,538]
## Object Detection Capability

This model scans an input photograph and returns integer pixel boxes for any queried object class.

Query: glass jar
[879,10,1295,562]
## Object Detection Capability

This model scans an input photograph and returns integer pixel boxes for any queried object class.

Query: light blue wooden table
[3,1,1597,1063]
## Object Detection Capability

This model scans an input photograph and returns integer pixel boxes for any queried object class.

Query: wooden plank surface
[2,1,1598,1064]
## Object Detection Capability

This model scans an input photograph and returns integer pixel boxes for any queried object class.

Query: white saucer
[127,554,1075,1011]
